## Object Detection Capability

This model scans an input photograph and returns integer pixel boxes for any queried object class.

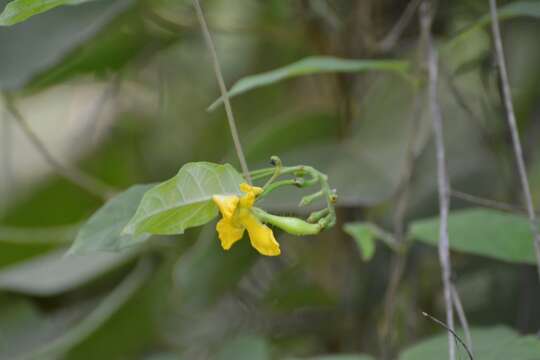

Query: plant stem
[422,311,474,360]
[451,189,528,215]
[452,284,473,355]
[420,2,456,359]
[379,0,423,52]
[3,94,115,200]
[192,0,251,184]
[488,0,540,281]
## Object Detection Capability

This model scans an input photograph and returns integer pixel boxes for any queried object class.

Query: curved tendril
[248,156,337,233]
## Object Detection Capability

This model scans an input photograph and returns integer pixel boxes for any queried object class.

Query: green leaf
[25,258,159,359]
[0,249,136,296]
[473,1,540,28]
[256,74,424,209]
[68,184,154,255]
[215,335,270,360]
[0,0,135,90]
[62,258,170,360]
[447,1,540,50]
[343,223,378,261]
[124,162,244,236]
[0,225,75,267]
[409,208,537,264]
[399,326,540,360]
[0,0,98,26]
[295,356,375,360]
[173,224,257,308]
[208,56,410,111]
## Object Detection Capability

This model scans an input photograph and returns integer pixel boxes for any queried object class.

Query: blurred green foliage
[0,0,540,359]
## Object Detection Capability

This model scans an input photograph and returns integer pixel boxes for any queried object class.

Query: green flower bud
[252,208,322,236]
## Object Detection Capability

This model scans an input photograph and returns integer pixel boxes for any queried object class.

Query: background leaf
[214,335,270,360]
[0,249,136,296]
[208,56,410,111]
[0,0,97,26]
[399,326,540,360]
[0,225,75,267]
[124,162,244,236]
[68,184,153,255]
[409,208,537,264]
[290,355,375,360]
[343,223,379,261]
[0,0,134,89]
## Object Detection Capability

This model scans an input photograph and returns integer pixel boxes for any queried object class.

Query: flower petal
[216,218,244,250]
[243,213,280,256]
[240,183,263,195]
[239,183,263,208]
[212,195,239,219]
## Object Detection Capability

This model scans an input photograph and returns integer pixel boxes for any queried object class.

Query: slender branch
[451,189,528,215]
[1,107,13,199]
[420,2,456,359]
[489,0,540,281]
[379,93,423,359]
[451,284,473,355]
[3,94,115,200]
[379,0,423,52]
[422,311,475,360]
[192,0,251,184]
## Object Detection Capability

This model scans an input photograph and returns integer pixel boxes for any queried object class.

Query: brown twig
[191,0,251,184]
[488,0,540,281]
[420,2,456,359]
[3,94,115,200]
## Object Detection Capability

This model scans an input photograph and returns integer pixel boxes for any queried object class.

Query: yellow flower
[212,183,280,256]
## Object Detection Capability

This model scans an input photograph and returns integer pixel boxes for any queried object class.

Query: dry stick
[192,0,251,184]
[489,0,540,280]
[379,0,423,52]
[451,284,473,355]
[420,2,456,360]
[3,95,115,200]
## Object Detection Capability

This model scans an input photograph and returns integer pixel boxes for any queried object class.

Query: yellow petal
[239,183,263,208]
[240,183,263,195]
[216,218,244,250]
[242,212,280,256]
[212,195,239,219]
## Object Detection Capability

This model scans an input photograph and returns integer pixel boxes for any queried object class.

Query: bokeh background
[1,0,540,359]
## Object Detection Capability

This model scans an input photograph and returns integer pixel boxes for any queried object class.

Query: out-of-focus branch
[379,93,423,359]
[488,0,540,281]
[452,284,473,355]
[378,0,422,52]
[451,189,531,215]
[422,311,475,360]
[3,94,115,200]
[419,2,457,359]
[191,0,251,184]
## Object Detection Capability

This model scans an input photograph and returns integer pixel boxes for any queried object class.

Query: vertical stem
[192,0,251,184]
[379,93,422,359]
[1,108,12,217]
[452,284,473,355]
[420,2,456,359]
[489,0,540,281]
